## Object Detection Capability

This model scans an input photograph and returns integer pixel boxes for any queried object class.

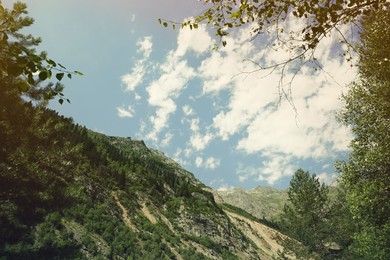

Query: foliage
[279,169,330,258]
[278,169,356,259]
[0,66,247,258]
[160,0,389,104]
[337,7,390,259]
[0,2,311,259]
[0,1,81,104]
[167,0,388,52]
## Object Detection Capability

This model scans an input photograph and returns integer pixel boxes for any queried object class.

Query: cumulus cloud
[121,36,153,92]
[146,51,195,141]
[118,17,355,187]
[117,105,135,118]
[195,156,221,169]
[191,20,354,185]
[175,24,215,57]
[189,133,213,151]
[236,156,296,185]
[121,60,145,92]
[186,118,214,152]
[195,156,203,168]
[137,36,153,58]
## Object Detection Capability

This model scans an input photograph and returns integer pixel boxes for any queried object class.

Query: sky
[7,0,357,190]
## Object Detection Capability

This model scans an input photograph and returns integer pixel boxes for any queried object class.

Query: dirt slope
[224,210,292,259]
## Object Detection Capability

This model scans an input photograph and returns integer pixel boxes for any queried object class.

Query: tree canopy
[279,169,331,258]
[0,1,82,104]
[337,7,390,259]
[177,0,388,52]
[160,0,389,103]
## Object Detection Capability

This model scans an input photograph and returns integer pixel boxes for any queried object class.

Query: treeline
[276,8,390,260]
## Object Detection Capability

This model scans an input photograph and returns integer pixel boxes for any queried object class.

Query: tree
[170,0,388,55]
[279,169,330,259]
[0,1,81,104]
[337,7,390,259]
[161,0,389,102]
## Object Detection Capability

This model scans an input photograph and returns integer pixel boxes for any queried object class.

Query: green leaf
[74,71,83,76]
[58,63,66,69]
[67,73,72,79]
[27,61,37,72]
[158,18,162,24]
[44,93,53,100]
[38,70,48,81]
[230,10,241,19]
[19,82,30,92]
[56,73,64,81]
[163,22,168,27]
[59,98,64,104]
[46,59,57,67]
[27,73,35,85]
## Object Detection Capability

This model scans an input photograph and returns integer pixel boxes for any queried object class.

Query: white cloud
[175,24,215,57]
[134,93,141,101]
[189,133,213,151]
[117,105,135,118]
[121,60,145,92]
[236,156,296,185]
[316,172,338,186]
[217,184,235,191]
[137,36,153,59]
[182,105,194,116]
[118,16,355,187]
[190,118,200,132]
[160,132,173,147]
[195,156,203,168]
[205,156,221,169]
[146,51,195,141]
[193,19,354,184]
[121,36,153,92]
[186,118,214,152]
[195,156,221,169]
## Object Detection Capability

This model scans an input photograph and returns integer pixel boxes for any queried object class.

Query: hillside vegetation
[2,2,389,259]
[1,99,289,259]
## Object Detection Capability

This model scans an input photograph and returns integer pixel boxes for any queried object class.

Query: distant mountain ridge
[214,186,288,221]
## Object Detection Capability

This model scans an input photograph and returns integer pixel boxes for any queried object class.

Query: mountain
[0,100,289,259]
[214,178,340,224]
[214,187,288,221]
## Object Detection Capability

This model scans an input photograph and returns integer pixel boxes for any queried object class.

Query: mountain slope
[1,100,290,259]
[215,187,288,221]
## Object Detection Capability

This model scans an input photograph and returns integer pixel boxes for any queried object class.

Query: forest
[1,1,389,259]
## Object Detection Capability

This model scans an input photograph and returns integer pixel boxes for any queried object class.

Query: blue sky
[9,0,357,189]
